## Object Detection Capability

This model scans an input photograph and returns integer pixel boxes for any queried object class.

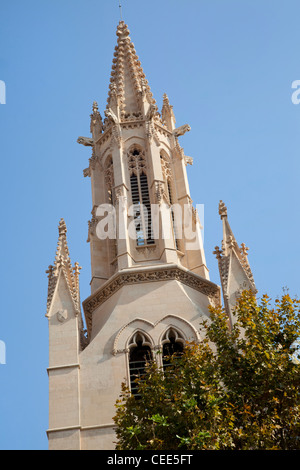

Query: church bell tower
[46,21,230,450]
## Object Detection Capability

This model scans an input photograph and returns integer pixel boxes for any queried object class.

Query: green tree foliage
[113,291,300,450]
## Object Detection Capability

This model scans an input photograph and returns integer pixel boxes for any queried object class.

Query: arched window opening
[167,181,180,251]
[162,328,184,371]
[104,156,117,259]
[129,332,152,397]
[160,154,180,250]
[128,147,154,246]
[104,156,114,205]
[160,154,172,183]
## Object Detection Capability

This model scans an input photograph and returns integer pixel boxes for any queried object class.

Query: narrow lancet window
[104,156,114,205]
[104,156,117,260]
[162,328,184,371]
[129,332,152,397]
[128,147,154,246]
[160,154,180,250]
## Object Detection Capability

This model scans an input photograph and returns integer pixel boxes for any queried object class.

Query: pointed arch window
[104,156,114,205]
[128,146,154,246]
[128,332,153,396]
[160,154,180,250]
[162,328,184,371]
[104,156,117,259]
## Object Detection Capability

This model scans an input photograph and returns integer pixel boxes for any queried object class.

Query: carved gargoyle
[77,136,94,147]
[184,155,193,165]
[173,124,191,137]
[83,167,91,178]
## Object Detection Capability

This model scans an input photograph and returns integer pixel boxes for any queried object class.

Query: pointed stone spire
[90,100,103,137]
[106,21,157,121]
[161,93,176,131]
[46,219,81,317]
[214,201,256,324]
[218,200,240,257]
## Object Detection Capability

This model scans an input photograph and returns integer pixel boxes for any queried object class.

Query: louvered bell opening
[130,174,144,246]
[130,173,154,246]
[167,180,179,250]
[130,174,140,205]
[140,173,154,245]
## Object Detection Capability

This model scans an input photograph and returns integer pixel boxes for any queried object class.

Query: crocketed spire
[46,219,81,316]
[106,21,157,119]
[214,201,256,324]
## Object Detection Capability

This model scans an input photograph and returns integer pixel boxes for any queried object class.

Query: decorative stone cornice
[82,265,221,335]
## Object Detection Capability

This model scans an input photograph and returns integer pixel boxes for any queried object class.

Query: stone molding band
[83,265,220,334]
[47,423,114,436]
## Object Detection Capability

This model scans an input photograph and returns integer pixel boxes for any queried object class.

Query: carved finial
[161,93,175,130]
[46,219,83,318]
[116,21,130,38]
[213,246,223,259]
[90,101,103,135]
[163,93,170,106]
[90,101,103,134]
[219,200,227,219]
[58,218,67,236]
[92,101,99,114]
[74,262,82,276]
[46,265,54,277]
[240,243,249,256]
[226,235,235,250]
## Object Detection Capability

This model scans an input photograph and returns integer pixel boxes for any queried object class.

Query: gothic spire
[214,201,256,323]
[46,219,81,317]
[106,21,158,120]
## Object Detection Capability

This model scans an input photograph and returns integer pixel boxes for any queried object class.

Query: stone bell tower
[46,21,222,450]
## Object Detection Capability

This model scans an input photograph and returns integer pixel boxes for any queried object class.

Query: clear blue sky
[0,0,299,450]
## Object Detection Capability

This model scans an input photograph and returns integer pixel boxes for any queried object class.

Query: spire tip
[219,200,227,219]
